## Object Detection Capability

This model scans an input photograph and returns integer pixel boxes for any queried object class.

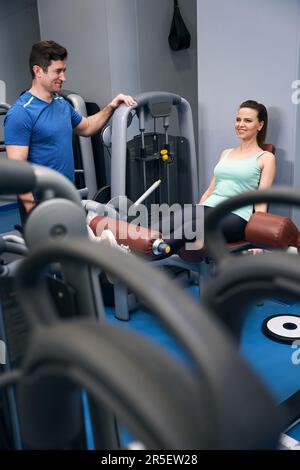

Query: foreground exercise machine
[0,159,292,448]
[200,187,300,439]
[0,237,287,449]
[0,159,192,447]
[0,237,28,449]
[0,159,110,449]
[201,186,300,344]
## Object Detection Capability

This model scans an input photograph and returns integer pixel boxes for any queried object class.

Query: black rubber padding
[17,321,209,449]
[13,239,285,449]
[0,160,36,195]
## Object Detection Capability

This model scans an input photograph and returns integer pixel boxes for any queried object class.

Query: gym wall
[0,0,40,104]
[0,0,39,232]
[197,0,300,221]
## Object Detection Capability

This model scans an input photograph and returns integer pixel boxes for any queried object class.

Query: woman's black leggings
[203,206,247,242]
[163,205,248,252]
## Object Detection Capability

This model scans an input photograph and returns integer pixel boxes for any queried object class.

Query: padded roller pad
[89,215,163,258]
[245,212,300,250]
[178,211,299,262]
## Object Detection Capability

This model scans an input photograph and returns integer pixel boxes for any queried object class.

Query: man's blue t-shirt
[4,91,83,181]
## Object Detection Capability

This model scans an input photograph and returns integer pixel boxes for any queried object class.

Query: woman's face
[235,107,264,141]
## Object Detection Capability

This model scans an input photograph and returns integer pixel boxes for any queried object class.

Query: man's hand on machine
[109,94,137,109]
[75,94,137,137]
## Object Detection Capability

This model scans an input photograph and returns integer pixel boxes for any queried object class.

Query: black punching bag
[168,0,191,51]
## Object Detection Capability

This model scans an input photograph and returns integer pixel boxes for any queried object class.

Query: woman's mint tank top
[202,149,265,221]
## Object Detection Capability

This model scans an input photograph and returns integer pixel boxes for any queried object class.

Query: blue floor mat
[103,284,300,443]
[240,298,300,440]
[240,299,300,402]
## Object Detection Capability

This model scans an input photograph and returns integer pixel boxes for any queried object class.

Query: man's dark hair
[29,40,68,78]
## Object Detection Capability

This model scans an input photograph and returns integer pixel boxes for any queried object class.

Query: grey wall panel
[105,0,140,97]
[38,0,112,105]
[136,0,198,143]
[0,0,40,103]
[197,0,299,218]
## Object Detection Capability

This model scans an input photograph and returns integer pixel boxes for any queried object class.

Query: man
[4,40,136,213]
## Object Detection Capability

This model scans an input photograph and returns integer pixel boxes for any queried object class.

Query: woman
[199,99,276,243]
[161,100,276,253]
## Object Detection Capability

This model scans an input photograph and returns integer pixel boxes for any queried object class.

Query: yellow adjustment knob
[165,246,171,254]
[160,149,168,155]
